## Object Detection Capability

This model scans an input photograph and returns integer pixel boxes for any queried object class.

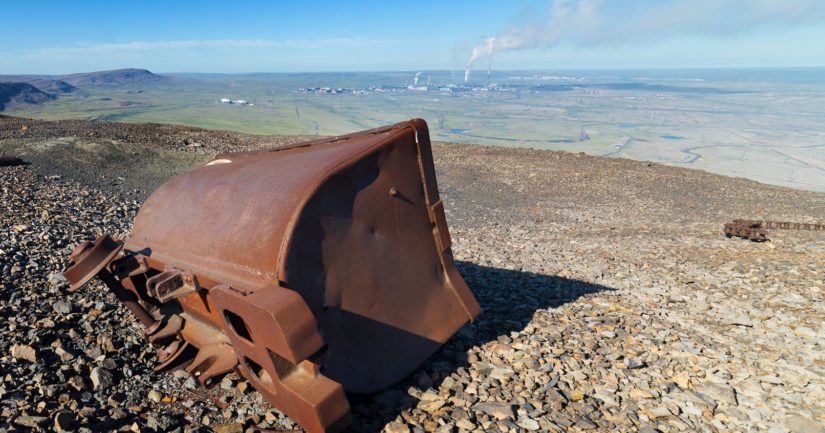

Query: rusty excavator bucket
[62,119,481,433]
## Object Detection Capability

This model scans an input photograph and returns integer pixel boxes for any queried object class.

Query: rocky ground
[1,117,824,433]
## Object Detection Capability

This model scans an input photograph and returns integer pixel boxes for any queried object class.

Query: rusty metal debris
[62,119,481,433]
[723,219,769,241]
[724,219,824,242]
[0,155,27,166]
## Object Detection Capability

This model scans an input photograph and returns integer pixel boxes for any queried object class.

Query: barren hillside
[0,84,55,111]
[1,117,823,433]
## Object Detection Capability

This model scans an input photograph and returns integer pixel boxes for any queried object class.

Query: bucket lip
[274,120,426,284]
[213,118,427,161]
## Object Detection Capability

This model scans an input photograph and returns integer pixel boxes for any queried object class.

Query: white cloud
[25,37,405,58]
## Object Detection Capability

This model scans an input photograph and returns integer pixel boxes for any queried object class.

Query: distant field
[4,68,825,191]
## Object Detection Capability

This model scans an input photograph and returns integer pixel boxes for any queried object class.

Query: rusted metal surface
[724,219,769,241]
[724,219,824,242]
[761,220,825,231]
[62,119,481,433]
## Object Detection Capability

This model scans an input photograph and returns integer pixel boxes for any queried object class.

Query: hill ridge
[57,68,163,87]
[0,82,55,110]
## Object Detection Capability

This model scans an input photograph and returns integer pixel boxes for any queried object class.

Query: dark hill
[28,79,78,94]
[58,68,163,87]
[0,82,56,111]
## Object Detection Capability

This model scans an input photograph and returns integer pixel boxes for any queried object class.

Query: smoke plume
[464,0,825,82]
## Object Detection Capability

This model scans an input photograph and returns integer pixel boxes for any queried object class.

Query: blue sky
[2,0,825,74]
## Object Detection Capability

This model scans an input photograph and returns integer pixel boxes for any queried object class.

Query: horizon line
[4,65,825,77]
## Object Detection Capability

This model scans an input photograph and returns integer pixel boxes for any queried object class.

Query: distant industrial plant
[220,98,252,105]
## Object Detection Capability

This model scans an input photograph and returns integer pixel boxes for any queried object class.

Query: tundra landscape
[2,68,825,192]
[3,1,825,432]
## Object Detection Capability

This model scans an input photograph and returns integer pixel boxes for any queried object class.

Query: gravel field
[1,117,824,433]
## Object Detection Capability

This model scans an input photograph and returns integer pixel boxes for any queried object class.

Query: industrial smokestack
[487,63,492,87]
[464,65,471,84]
